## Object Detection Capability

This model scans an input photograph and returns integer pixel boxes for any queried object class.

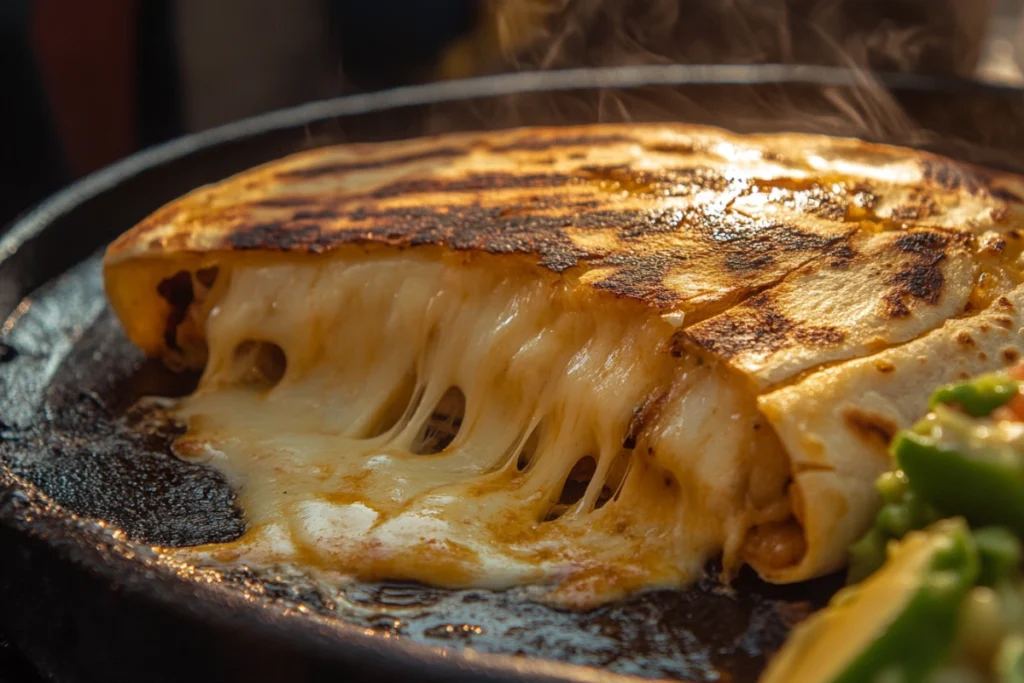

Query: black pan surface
[4,65,1024,683]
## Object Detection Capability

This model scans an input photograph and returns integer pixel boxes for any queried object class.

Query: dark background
[0,0,1003,228]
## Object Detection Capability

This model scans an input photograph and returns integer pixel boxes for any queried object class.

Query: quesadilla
[103,123,1024,607]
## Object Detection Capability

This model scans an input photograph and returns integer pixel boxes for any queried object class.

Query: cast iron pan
[5,65,1024,683]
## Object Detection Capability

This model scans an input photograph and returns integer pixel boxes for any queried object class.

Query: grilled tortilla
[104,123,1024,606]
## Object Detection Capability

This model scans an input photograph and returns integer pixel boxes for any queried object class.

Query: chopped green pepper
[930,372,1020,417]
[848,526,888,584]
[849,481,941,585]
[877,501,914,538]
[894,423,1024,535]
[975,527,1023,587]
[876,469,910,504]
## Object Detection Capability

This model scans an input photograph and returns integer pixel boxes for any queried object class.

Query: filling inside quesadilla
[115,249,794,606]
[103,123,1024,607]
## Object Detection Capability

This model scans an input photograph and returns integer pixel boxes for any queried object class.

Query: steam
[482,0,990,76]
[427,0,1014,169]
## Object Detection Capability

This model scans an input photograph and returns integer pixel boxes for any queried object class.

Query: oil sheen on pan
[101,122,1024,609]
[0,262,832,681]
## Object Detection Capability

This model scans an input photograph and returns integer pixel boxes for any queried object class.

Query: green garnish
[930,372,1020,417]
[975,527,1024,587]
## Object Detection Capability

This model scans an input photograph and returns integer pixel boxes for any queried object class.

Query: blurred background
[5,0,1024,228]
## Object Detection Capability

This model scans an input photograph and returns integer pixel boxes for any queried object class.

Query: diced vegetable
[975,528,1023,588]
[930,374,1021,418]
[849,484,940,584]
[894,426,1024,535]
[848,527,888,584]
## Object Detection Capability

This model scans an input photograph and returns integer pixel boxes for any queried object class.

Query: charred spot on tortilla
[688,293,846,361]
[103,123,1024,608]
[919,157,988,195]
[842,409,899,447]
[277,146,468,179]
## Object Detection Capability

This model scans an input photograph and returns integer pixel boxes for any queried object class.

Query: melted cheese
[171,250,793,607]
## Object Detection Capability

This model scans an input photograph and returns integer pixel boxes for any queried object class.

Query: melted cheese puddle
[171,251,793,607]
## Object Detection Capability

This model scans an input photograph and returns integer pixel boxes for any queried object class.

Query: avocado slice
[760,519,979,683]
[997,635,1024,683]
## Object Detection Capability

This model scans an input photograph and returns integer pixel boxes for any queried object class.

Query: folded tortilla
[104,123,1024,605]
